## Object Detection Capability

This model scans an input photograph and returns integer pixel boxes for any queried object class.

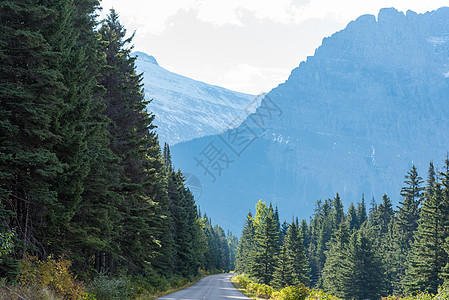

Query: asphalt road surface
[157,273,249,300]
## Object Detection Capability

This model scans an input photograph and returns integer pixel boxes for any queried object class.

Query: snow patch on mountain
[132,51,260,145]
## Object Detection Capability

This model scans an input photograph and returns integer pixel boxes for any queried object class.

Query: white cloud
[99,0,449,35]
[99,0,197,34]
[220,64,291,94]
[98,0,449,93]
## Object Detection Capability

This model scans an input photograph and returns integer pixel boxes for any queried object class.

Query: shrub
[19,254,89,299]
[381,287,449,300]
[306,288,341,300]
[86,274,134,300]
[274,284,310,300]
[235,274,251,289]
[256,283,274,298]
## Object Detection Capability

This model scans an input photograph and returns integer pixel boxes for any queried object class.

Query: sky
[99,0,449,95]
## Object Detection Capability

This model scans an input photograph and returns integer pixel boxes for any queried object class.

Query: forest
[236,161,449,299]
[4,0,449,299]
[0,0,236,298]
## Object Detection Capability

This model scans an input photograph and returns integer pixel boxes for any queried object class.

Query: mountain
[171,7,449,234]
[133,51,259,145]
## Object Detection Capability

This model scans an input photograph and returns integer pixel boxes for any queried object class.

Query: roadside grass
[231,274,341,300]
[230,275,265,300]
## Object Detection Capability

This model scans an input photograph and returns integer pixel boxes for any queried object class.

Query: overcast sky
[99,0,449,95]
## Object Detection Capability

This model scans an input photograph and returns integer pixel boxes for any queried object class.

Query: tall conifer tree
[0,0,65,258]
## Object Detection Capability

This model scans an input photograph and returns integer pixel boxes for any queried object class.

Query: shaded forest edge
[236,161,449,299]
[0,1,236,298]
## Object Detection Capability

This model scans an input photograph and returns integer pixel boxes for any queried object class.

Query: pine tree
[322,222,350,298]
[52,0,126,276]
[395,165,424,284]
[307,202,322,286]
[284,221,309,285]
[347,203,359,231]
[357,194,367,226]
[213,225,230,271]
[98,9,161,272]
[383,218,400,295]
[143,119,174,274]
[369,196,377,225]
[42,0,94,257]
[280,221,289,242]
[341,229,385,300]
[171,170,206,277]
[236,212,255,274]
[300,220,310,250]
[227,232,239,271]
[376,194,394,237]
[332,193,344,228]
[274,206,282,246]
[438,159,449,286]
[372,194,396,294]
[397,165,424,250]
[405,177,447,294]
[316,199,333,278]
[272,241,292,289]
[250,203,279,284]
[0,0,65,259]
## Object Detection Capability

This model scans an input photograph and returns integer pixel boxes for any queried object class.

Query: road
[157,273,249,300]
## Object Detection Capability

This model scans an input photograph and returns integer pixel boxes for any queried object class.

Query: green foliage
[86,275,134,300]
[237,274,275,298]
[19,255,88,299]
[0,231,14,258]
[250,202,279,284]
[405,161,449,294]
[397,165,424,251]
[343,228,385,299]
[227,232,239,270]
[273,284,310,300]
[306,289,341,300]
[0,0,65,257]
[274,221,308,287]
[235,274,252,289]
[0,0,232,289]
[236,211,255,274]
[321,223,349,298]
[382,286,449,300]
[235,274,316,300]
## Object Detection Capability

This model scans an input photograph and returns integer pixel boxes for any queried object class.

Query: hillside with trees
[236,160,449,299]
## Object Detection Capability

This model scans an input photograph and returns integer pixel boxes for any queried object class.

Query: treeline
[236,159,449,299]
[236,201,309,288]
[0,0,235,286]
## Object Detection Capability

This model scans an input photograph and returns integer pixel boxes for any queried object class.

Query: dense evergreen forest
[0,0,236,296]
[236,161,449,299]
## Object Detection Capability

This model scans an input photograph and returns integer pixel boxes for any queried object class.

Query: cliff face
[282,8,449,144]
[172,7,449,234]
[133,51,257,146]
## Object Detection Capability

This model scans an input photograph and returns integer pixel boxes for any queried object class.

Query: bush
[274,284,310,300]
[381,287,449,300]
[19,254,90,299]
[235,274,251,289]
[87,274,134,300]
[306,288,341,300]
[255,283,274,298]
[239,280,274,298]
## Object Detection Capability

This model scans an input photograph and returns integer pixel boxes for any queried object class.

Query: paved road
[157,273,249,300]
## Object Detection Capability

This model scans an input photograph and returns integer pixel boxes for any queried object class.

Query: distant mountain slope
[171,7,449,234]
[133,51,259,145]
